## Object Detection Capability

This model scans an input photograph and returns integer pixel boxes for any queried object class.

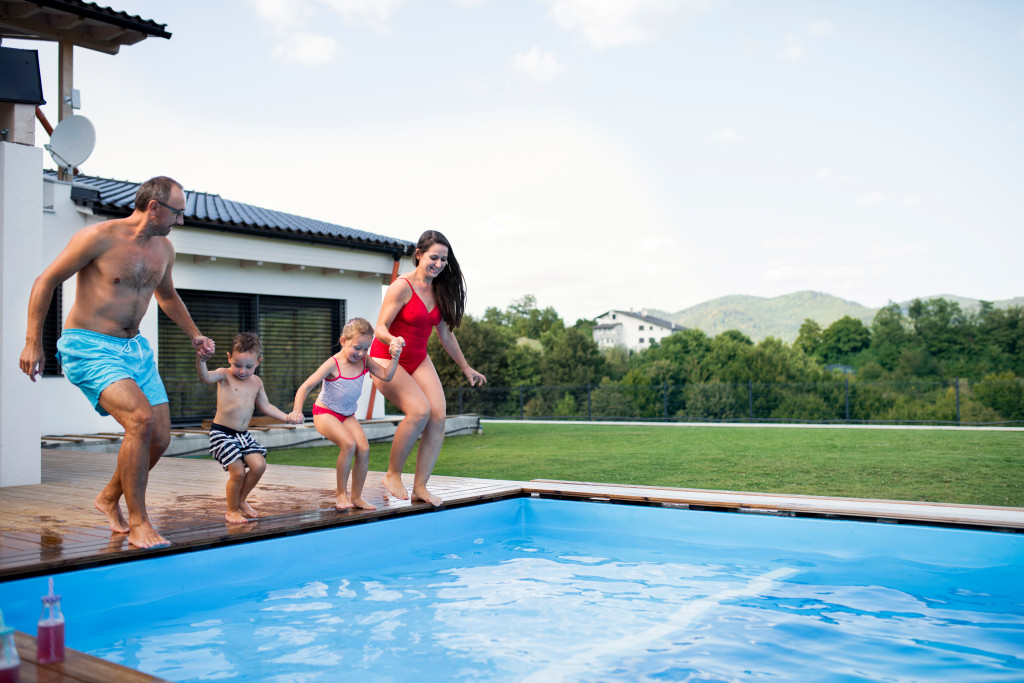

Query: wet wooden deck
[0,449,522,580]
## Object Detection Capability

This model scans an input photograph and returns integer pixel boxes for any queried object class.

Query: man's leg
[96,379,170,549]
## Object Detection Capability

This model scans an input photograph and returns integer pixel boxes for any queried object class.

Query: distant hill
[643,291,1024,343]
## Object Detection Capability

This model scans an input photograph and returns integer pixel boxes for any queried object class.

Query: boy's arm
[253,379,295,423]
[196,353,225,384]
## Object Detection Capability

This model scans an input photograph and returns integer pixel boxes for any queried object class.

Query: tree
[540,326,605,386]
[795,319,822,358]
[871,303,910,371]
[818,316,871,365]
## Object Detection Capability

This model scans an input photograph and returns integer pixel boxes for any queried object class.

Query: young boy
[197,332,301,524]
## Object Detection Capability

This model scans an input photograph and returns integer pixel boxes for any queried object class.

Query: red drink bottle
[37,578,64,664]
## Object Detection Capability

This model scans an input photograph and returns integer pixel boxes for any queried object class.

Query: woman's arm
[373,279,413,346]
[435,321,487,386]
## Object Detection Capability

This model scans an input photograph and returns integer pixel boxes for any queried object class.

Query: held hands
[389,336,406,359]
[286,411,305,425]
[193,335,216,361]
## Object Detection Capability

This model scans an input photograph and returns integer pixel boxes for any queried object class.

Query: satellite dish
[45,114,96,175]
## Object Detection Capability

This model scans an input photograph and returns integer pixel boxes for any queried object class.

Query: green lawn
[268,422,1024,507]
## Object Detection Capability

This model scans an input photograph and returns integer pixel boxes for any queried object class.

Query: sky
[10,0,1024,323]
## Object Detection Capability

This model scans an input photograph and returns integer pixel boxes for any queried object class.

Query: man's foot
[127,522,170,549]
[381,472,409,500]
[225,510,249,525]
[94,494,129,533]
[411,485,442,507]
[239,501,259,518]
[351,497,377,511]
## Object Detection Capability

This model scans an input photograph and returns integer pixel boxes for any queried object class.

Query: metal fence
[443,378,1024,426]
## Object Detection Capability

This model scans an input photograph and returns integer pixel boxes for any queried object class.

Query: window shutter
[159,290,343,426]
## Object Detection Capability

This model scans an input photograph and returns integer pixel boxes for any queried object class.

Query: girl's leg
[237,452,267,518]
[371,368,431,500]
[314,413,357,509]
[224,460,248,524]
[341,418,375,510]
[408,357,447,506]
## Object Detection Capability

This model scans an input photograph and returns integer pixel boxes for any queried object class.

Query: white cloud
[783,35,804,60]
[857,192,886,205]
[545,0,714,49]
[251,0,313,28]
[510,47,568,83]
[816,168,833,179]
[710,128,740,145]
[271,33,338,64]
[808,20,833,38]
[903,195,919,207]
[321,0,407,30]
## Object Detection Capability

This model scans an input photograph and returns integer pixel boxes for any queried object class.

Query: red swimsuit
[370,278,442,374]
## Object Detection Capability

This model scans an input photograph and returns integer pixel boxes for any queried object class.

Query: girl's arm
[366,348,402,382]
[254,378,297,423]
[435,321,487,386]
[291,357,338,416]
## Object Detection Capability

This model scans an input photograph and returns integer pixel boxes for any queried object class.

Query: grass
[268,422,1024,507]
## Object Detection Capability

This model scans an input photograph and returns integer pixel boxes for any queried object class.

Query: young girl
[289,318,404,510]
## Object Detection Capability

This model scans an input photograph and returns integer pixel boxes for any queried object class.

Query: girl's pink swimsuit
[370,277,442,373]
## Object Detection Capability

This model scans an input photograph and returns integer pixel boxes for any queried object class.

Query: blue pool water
[1,497,1023,681]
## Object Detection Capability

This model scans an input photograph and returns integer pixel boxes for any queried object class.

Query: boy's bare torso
[213,373,263,432]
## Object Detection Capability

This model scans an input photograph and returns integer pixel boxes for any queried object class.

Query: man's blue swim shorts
[56,328,169,416]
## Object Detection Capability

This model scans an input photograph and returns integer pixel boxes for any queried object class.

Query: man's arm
[20,227,108,380]
[153,244,215,357]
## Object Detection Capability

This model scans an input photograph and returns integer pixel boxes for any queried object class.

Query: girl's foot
[351,497,377,510]
[239,501,259,518]
[381,472,409,500]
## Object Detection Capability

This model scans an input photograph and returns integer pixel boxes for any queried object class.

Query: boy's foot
[128,522,170,549]
[225,510,249,525]
[94,494,130,533]
[351,497,377,511]
[239,501,259,518]
[381,472,409,500]
[411,486,442,507]
[336,493,354,510]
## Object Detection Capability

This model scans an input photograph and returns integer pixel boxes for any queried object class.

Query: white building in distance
[592,310,685,353]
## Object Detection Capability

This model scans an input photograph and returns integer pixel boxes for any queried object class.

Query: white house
[35,172,414,437]
[593,310,685,353]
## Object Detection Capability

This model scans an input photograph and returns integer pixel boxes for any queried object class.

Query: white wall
[0,142,44,485]
[35,178,404,435]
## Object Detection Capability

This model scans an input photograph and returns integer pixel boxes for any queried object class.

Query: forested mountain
[647,292,1024,343]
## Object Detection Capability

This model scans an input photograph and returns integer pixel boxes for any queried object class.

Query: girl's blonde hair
[341,317,373,343]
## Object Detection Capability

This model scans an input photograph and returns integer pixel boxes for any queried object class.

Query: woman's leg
[372,368,430,500]
[408,357,447,506]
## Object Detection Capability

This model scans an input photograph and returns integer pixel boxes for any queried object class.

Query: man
[20,176,215,549]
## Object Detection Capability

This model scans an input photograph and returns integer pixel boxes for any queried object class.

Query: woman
[368,230,486,506]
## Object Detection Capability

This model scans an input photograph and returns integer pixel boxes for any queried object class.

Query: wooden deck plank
[14,630,170,682]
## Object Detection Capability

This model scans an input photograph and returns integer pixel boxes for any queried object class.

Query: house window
[638,325,644,331]
[650,337,655,343]
[158,290,344,426]
[41,285,63,376]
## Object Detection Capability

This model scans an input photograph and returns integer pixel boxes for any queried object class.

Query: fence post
[663,382,669,420]
[845,377,850,422]
[587,383,592,421]
[459,386,464,414]
[748,381,753,420]
[519,386,524,420]
[955,378,960,425]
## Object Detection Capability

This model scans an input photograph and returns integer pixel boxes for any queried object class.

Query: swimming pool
[1,497,1022,681]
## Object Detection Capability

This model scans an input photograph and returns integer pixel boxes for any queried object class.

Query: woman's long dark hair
[415,230,466,330]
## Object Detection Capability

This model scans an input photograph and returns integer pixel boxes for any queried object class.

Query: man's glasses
[156,200,185,219]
